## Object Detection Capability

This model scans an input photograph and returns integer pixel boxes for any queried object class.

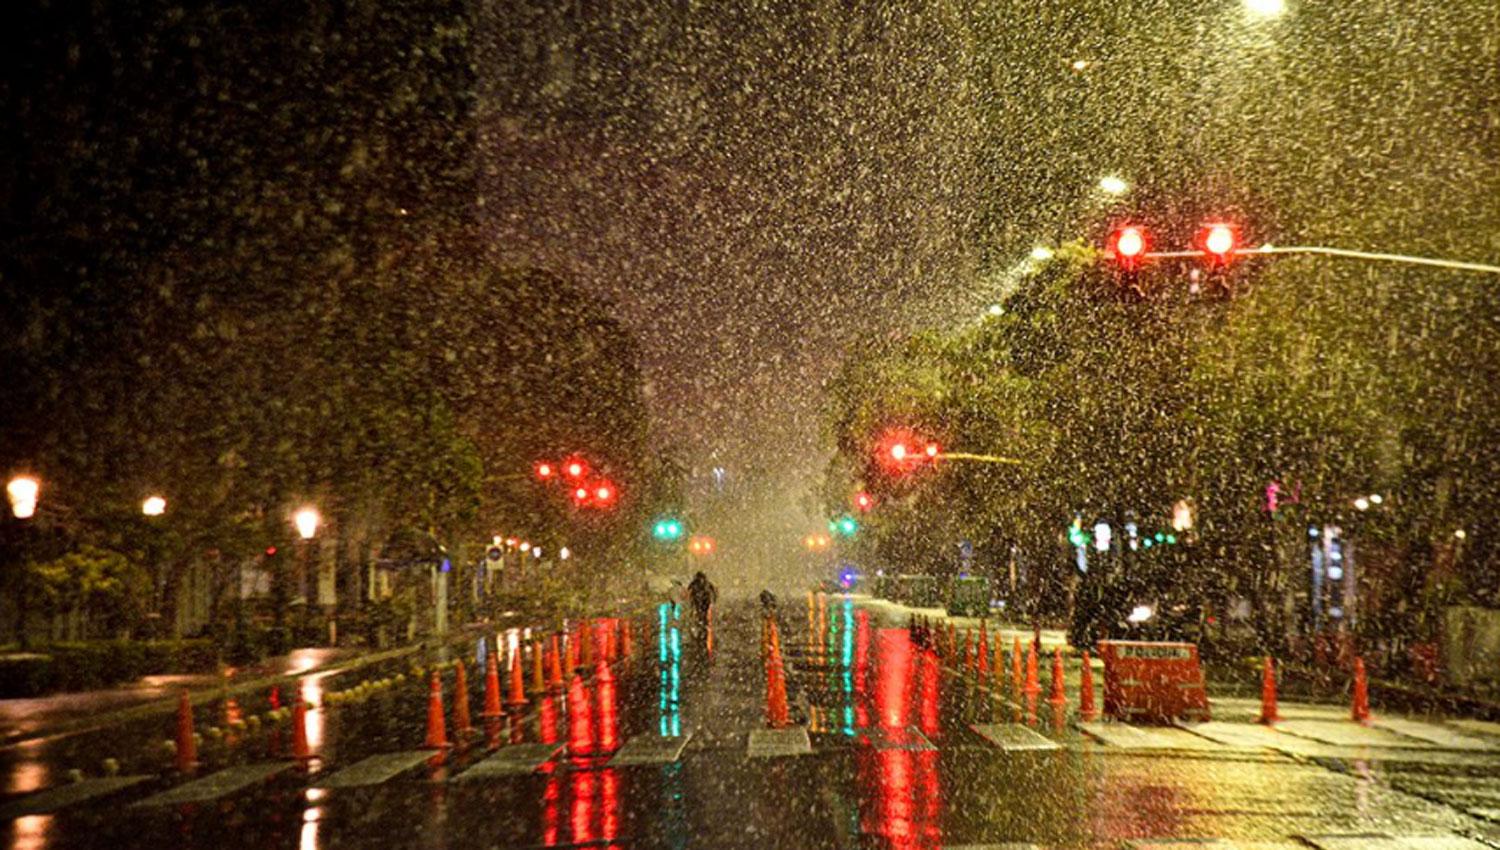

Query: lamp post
[142,495,167,635]
[7,476,40,648]
[293,507,320,638]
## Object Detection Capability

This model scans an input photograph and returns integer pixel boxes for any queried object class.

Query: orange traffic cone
[291,698,312,761]
[548,635,564,688]
[509,646,528,705]
[1256,656,1280,725]
[1079,650,1099,721]
[1012,637,1024,695]
[482,652,503,719]
[1351,656,1371,724]
[1048,649,1068,707]
[174,690,197,773]
[531,640,546,693]
[423,670,450,749]
[947,623,958,658]
[566,631,579,671]
[766,642,791,728]
[453,660,473,737]
[1024,643,1041,697]
[621,621,633,657]
[977,627,990,681]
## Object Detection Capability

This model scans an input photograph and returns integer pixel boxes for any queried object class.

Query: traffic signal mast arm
[1134,244,1500,275]
[935,451,1023,466]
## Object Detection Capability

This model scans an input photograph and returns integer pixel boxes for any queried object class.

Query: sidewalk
[0,642,434,749]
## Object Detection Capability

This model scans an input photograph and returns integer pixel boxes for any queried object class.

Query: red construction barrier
[1097,640,1210,724]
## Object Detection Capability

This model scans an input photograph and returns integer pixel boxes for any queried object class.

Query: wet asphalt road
[5,596,1500,849]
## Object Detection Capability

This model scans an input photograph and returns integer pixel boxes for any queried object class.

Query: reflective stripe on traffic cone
[1048,649,1068,707]
[291,698,312,761]
[175,690,197,773]
[482,651,503,719]
[532,639,546,693]
[1079,650,1099,721]
[509,645,528,706]
[548,635,564,688]
[1012,637,1024,696]
[1024,642,1041,697]
[423,670,450,749]
[454,660,473,737]
[1256,656,1280,725]
[1351,656,1372,725]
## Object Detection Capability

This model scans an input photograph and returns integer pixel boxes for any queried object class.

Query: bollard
[453,660,473,737]
[1351,656,1372,725]
[1256,656,1279,725]
[291,698,313,761]
[174,690,197,773]
[1079,650,1099,721]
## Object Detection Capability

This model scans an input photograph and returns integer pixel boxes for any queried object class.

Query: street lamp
[1243,0,1286,18]
[7,476,39,519]
[294,507,320,540]
[142,495,167,517]
[1098,175,1129,196]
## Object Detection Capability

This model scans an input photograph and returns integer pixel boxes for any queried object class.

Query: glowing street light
[142,495,167,517]
[559,546,572,560]
[1098,175,1129,196]
[294,507,321,540]
[7,476,39,519]
[1244,0,1286,18]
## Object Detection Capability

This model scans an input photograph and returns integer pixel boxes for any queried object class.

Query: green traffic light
[834,515,858,537]
[652,518,684,541]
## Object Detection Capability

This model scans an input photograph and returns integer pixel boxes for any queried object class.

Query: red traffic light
[1200,222,1237,264]
[889,442,908,461]
[924,443,940,459]
[854,492,873,511]
[535,461,554,479]
[1109,225,1148,268]
[573,486,590,502]
[564,458,588,479]
[594,483,615,503]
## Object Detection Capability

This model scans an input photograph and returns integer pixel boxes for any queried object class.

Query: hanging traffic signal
[831,515,859,537]
[535,461,554,480]
[688,536,715,556]
[877,429,942,474]
[652,518,684,541]
[1199,222,1237,266]
[594,483,615,504]
[1108,225,1148,270]
[854,491,874,511]
[889,442,908,462]
[564,457,588,479]
[924,443,940,459]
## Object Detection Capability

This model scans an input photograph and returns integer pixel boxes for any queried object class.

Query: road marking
[860,726,936,751]
[1274,720,1434,748]
[610,732,693,766]
[452,743,564,780]
[1177,721,1307,751]
[747,727,811,758]
[0,776,151,819]
[1371,718,1498,750]
[969,724,1059,751]
[315,751,434,788]
[1078,722,1233,751]
[132,762,291,807]
[1296,834,1492,849]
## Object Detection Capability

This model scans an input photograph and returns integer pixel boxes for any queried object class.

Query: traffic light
[573,486,590,504]
[652,518,684,541]
[831,515,858,537]
[1199,222,1237,266]
[564,457,588,479]
[594,483,615,503]
[688,536,715,556]
[924,443,940,459]
[802,533,832,552]
[535,461,554,480]
[889,442,908,462]
[1107,225,1148,270]
[854,491,874,511]
[878,429,942,473]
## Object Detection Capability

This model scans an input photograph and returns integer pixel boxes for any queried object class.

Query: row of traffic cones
[1254,654,1373,726]
[908,615,1103,720]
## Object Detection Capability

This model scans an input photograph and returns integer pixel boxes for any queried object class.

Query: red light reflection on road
[876,628,914,729]
[567,675,593,756]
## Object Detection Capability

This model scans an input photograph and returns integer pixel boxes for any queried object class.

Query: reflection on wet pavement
[3,598,1500,849]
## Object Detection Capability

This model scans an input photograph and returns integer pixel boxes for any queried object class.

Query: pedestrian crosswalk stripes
[0,776,151,819]
[1296,834,1492,849]
[1371,718,1499,751]
[860,725,936,751]
[747,726,811,757]
[969,723,1059,752]
[452,742,564,780]
[609,732,693,766]
[1078,722,1234,751]
[1274,719,1434,748]
[131,762,291,807]
[315,750,434,788]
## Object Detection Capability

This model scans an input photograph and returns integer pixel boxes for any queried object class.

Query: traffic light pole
[1140,245,1500,276]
